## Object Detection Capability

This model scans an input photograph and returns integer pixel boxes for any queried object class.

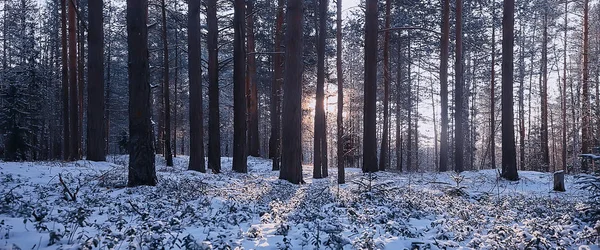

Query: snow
[0,156,598,249]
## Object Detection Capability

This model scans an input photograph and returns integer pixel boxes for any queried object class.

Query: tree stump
[553,170,566,192]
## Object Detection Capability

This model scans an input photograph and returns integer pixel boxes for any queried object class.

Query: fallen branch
[58,174,79,202]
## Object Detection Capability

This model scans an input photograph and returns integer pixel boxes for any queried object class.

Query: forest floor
[0,156,598,249]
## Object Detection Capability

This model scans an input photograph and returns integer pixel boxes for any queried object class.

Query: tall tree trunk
[562,0,568,172]
[518,19,526,171]
[127,0,156,186]
[490,1,496,169]
[501,0,518,180]
[105,1,112,155]
[336,0,344,183]
[86,0,105,161]
[61,0,69,160]
[207,0,221,172]
[406,35,412,172]
[188,0,206,172]
[362,0,378,173]
[246,0,259,157]
[439,0,450,172]
[173,12,178,158]
[280,0,304,184]
[313,0,328,178]
[68,0,79,161]
[233,0,247,173]
[454,0,464,173]
[541,2,550,171]
[396,36,403,172]
[581,0,590,172]
[379,0,391,171]
[269,0,284,171]
[77,3,84,159]
[161,0,173,166]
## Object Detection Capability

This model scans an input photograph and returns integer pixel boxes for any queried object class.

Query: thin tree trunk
[270,0,284,171]
[454,0,464,173]
[581,0,590,172]
[161,0,173,166]
[562,0,568,172]
[246,0,260,157]
[77,3,84,159]
[407,35,412,172]
[490,0,496,169]
[188,0,206,172]
[280,0,304,184]
[233,0,247,173]
[207,0,221,172]
[501,0,518,180]
[105,1,112,155]
[336,0,344,183]
[173,11,178,158]
[86,0,105,161]
[313,0,328,178]
[396,35,403,172]
[431,79,439,171]
[127,0,156,186]
[541,2,550,171]
[379,0,391,171]
[439,0,450,172]
[518,19,526,171]
[68,0,79,161]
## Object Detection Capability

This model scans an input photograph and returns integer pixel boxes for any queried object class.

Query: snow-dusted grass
[0,156,598,249]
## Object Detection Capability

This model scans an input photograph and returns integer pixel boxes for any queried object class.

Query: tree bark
[541,2,550,171]
[188,0,206,172]
[269,0,284,171]
[562,0,568,173]
[379,0,391,171]
[60,0,69,160]
[313,0,328,178]
[454,0,464,173]
[68,0,79,161]
[501,0,518,180]
[396,36,403,172]
[362,0,378,173]
[86,0,105,161]
[246,0,259,157]
[490,1,496,169]
[280,0,304,184]
[161,0,173,166]
[439,0,450,172]
[233,0,247,173]
[127,0,156,186]
[336,0,344,183]
[207,0,221,173]
[581,0,590,172]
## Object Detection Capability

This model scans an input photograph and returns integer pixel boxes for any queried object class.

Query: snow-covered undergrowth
[0,156,598,249]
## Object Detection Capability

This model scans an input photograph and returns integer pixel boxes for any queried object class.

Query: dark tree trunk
[362,0,378,173]
[541,3,550,171]
[490,2,496,169]
[188,0,205,172]
[454,0,464,173]
[336,0,344,183]
[280,0,304,184]
[313,0,328,178]
[439,0,450,172]
[105,3,112,155]
[77,4,84,159]
[562,0,568,172]
[61,0,69,160]
[161,0,173,166]
[581,0,590,172]
[233,0,247,173]
[246,0,259,157]
[406,35,412,172]
[207,0,221,173]
[379,0,391,171]
[127,0,156,186]
[173,13,178,158]
[269,0,284,171]
[68,0,79,161]
[501,0,518,180]
[86,0,105,161]
[396,36,403,172]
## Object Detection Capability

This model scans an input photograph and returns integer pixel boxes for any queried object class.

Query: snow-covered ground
[0,156,598,249]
